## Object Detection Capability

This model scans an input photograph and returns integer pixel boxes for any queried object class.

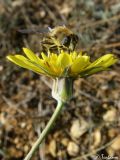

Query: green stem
[24,100,64,160]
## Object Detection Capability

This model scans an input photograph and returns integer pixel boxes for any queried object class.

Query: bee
[19,26,79,54]
[41,26,79,53]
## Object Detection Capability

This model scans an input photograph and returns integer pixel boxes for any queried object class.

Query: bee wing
[18,28,50,34]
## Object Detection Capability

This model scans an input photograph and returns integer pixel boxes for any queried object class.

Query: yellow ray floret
[7,48,118,78]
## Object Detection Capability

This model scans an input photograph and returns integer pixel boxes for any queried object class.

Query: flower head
[7,48,117,78]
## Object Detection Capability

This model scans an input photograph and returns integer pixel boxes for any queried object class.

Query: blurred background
[0,0,120,160]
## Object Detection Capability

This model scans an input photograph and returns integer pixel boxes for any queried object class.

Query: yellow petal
[79,54,117,77]
[57,53,72,68]
[70,51,77,60]
[102,55,117,67]
[87,54,116,69]
[41,52,48,60]
[50,53,58,61]
[7,55,44,74]
[71,55,90,73]
[41,53,61,75]
[23,48,38,62]
[30,58,57,77]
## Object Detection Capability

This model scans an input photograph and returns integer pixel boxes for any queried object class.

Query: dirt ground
[0,0,120,160]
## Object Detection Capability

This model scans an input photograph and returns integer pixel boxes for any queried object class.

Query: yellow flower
[7,48,117,78]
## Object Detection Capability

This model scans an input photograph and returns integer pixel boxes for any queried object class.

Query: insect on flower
[7,26,118,79]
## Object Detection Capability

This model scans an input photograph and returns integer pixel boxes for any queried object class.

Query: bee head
[62,34,79,51]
